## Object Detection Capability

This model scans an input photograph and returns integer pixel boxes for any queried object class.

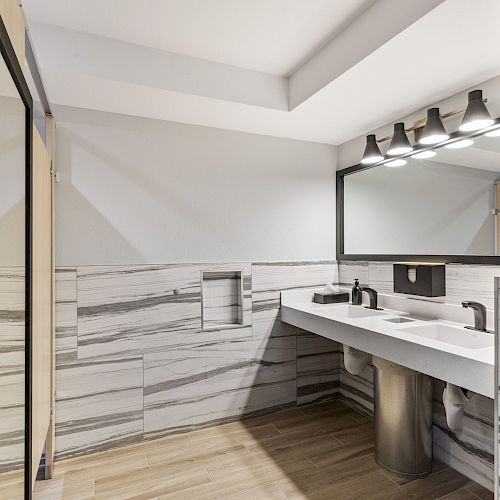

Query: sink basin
[331,305,387,318]
[383,317,415,324]
[399,323,493,350]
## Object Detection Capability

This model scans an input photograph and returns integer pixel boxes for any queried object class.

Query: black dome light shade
[419,108,449,145]
[459,90,493,132]
[361,134,383,164]
[387,123,412,155]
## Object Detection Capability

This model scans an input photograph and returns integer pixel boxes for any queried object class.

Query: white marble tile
[252,261,338,296]
[252,296,300,339]
[365,261,500,309]
[339,364,374,414]
[367,262,393,294]
[338,261,369,287]
[201,336,297,422]
[445,264,500,310]
[55,268,78,363]
[297,334,340,405]
[434,424,494,491]
[0,367,24,473]
[143,332,296,437]
[0,268,24,362]
[0,267,24,474]
[252,261,336,340]
[77,265,202,358]
[55,357,144,459]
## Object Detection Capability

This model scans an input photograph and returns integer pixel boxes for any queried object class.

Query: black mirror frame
[337,118,500,264]
[0,15,33,499]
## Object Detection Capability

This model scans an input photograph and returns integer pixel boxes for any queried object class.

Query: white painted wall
[53,106,337,266]
[338,74,500,169]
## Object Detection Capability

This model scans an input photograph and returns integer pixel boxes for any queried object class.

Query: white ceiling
[21,0,374,76]
[21,0,500,146]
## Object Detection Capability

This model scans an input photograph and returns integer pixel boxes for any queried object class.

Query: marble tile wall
[53,258,495,490]
[54,261,339,460]
[0,268,25,474]
[338,260,496,490]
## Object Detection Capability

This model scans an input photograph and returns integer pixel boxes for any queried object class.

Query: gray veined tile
[143,333,296,438]
[0,267,25,474]
[55,357,144,459]
[367,262,394,294]
[445,264,500,310]
[77,264,202,358]
[338,261,369,287]
[339,352,374,415]
[55,268,78,364]
[0,365,24,473]
[252,297,301,339]
[297,333,340,405]
[252,261,338,295]
[433,424,494,492]
[0,267,24,361]
[143,346,213,437]
[201,338,297,424]
[251,261,336,340]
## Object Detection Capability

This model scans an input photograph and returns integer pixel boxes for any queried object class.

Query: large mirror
[338,124,500,261]
[0,23,30,499]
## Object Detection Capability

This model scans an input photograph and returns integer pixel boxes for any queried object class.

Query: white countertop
[281,289,494,398]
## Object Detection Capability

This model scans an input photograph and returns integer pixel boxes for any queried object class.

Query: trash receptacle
[372,356,433,479]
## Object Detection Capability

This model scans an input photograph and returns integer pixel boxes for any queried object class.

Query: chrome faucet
[462,301,488,332]
[361,287,382,310]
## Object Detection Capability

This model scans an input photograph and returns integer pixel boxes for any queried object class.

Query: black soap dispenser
[352,279,362,305]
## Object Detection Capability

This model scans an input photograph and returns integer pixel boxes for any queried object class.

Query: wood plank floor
[32,400,493,500]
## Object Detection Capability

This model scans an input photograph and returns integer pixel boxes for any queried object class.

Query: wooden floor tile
[464,482,495,500]
[438,489,480,499]
[306,437,374,469]
[33,400,492,500]
[93,467,211,499]
[386,468,472,499]
[33,477,94,500]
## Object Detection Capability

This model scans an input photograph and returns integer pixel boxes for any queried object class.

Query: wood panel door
[31,125,53,489]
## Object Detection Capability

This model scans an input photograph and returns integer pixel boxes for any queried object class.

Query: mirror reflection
[343,131,500,256]
[0,48,26,496]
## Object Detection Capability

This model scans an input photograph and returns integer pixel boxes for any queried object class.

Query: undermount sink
[399,323,493,350]
[333,304,387,318]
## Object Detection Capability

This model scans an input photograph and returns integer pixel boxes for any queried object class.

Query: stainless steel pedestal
[372,356,433,479]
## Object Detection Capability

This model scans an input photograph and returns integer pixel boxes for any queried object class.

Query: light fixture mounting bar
[376,99,488,143]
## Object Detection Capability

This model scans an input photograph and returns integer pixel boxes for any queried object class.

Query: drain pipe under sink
[343,345,370,375]
[442,383,471,431]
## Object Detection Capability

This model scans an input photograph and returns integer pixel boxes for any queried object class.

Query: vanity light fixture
[459,90,493,131]
[419,108,449,145]
[444,139,474,149]
[411,150,437,159]
[385,159,407,167]
[387,123,413,155]
[361,134,384,164]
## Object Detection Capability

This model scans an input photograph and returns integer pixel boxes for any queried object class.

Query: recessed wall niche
[201,270,245,329]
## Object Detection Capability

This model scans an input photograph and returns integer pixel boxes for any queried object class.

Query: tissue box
[313,292,349,304]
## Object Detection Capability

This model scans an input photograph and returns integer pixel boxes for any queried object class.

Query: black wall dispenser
[393,263,445,297]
